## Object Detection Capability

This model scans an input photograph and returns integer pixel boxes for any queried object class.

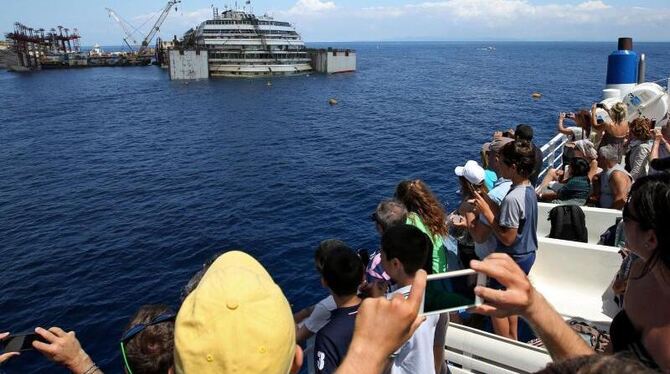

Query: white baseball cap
[454,160,486,185]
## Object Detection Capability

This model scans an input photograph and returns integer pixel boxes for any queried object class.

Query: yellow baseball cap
[174,251,296,374]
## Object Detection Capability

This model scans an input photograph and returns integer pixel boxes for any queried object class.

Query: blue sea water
[1,41,669,373]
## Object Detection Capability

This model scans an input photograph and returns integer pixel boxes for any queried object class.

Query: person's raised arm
[33,327,102,374]
[336,270,427,374]
[556,113,574,137]
[591,103,606,131]
[651,129,670,161]
[469,254,593,361]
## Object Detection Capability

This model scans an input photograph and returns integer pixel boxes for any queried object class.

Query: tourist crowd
[1,103,670,374]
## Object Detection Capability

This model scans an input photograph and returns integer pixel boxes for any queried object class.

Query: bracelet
[82,363,99,374]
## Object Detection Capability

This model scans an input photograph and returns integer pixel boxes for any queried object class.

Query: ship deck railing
[537,132,569,188]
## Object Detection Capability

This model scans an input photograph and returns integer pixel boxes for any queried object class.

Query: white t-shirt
[387,286,438,374]
[303,295,337,333]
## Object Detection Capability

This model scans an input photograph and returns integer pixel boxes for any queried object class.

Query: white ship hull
[209,61,312,77]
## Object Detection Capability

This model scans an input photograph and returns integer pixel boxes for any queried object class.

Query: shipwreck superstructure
[182,7,312,77]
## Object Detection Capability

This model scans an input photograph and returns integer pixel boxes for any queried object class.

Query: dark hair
[315,239,348,274]
[458,176,488,199]
[500,140,537,178]
[181,251,226,302]
[322,246,364,297]
[394,180,448,238]
[570,157,590,178]
[381,224,431,275]
[123,305,175,374]
[536,352,656,374]
[515,124,534,141]
[574,110,593,138]
[628,174,670,276]
[373,199,408,232]
[629,117,653,141]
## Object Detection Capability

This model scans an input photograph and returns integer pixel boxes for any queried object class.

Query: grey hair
[374,199,408,232]
[599,144,619,162]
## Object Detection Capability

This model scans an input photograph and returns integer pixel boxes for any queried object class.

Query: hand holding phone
[469,253,537,318]
[0,332,21,364]
[0,332,48,353]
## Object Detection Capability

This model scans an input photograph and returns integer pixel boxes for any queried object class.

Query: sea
[1,41,669,373]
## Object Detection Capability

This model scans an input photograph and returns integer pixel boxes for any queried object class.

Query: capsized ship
[183,7,312,77]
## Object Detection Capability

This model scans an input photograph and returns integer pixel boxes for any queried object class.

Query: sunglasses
[120,312,176,374]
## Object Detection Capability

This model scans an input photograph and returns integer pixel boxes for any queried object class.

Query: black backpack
[548,205,588,243]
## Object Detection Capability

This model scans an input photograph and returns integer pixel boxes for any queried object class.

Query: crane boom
[138,0,180,55]
[106,8,138,51]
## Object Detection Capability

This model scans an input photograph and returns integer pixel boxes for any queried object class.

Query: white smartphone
[421,269,487,316]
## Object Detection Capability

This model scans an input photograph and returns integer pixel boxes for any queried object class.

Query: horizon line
[63,39,670,47]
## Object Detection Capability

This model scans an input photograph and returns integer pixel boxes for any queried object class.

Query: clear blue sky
[2,0,670,45]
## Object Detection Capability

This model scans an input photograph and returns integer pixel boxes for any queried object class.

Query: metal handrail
[537,133,569,187]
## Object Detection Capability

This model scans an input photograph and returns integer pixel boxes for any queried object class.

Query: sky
[2,0,670,45]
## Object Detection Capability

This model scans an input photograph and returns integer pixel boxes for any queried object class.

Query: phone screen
[1,333,43,353]
[422,269,486,316]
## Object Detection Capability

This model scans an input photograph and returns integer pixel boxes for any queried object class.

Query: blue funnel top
[606,37,637,85]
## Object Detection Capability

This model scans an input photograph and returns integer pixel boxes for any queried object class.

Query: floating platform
[168,49,209,80]
[308,48,356,74]
[39,53,151,69]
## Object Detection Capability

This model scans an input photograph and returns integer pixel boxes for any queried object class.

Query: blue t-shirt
[488,177,512,205]
[314,304,359,374]
[497,184,538,255]
[484,169,498,191]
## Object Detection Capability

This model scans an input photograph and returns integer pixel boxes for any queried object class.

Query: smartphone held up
[421,269,487,316]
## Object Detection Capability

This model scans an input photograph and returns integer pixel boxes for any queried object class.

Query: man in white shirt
[380,224,439,374]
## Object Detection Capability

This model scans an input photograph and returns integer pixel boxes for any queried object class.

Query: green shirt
[406,212,447,273]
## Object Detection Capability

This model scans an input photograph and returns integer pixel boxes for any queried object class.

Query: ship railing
[536,133,569,190]
[643,77,670,92]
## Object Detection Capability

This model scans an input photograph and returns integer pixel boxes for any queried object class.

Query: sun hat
[174,251,295,374]
[454,160,486,185]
